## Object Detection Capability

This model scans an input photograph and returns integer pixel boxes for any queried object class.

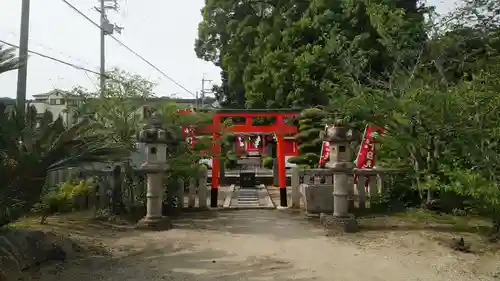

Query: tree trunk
[426,189,434,202]
[410,145,425,201]
[110,165,126,214]
[425,137,440,204]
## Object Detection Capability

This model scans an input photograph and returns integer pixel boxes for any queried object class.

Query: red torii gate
[200,109,299,207]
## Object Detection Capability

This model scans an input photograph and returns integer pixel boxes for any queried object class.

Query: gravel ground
[30,210,500,281]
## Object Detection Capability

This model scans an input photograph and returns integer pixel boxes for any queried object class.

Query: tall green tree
[75,70,215,213]
[326,0,500,231]
[195,0,427,109]
[77,69,155,150]
[74,69,155,213]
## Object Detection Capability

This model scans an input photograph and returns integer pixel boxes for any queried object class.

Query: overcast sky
[0,0,458,100]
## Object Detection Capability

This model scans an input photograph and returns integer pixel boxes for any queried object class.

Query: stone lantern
[136,112,172,230]
[321,123,358,232]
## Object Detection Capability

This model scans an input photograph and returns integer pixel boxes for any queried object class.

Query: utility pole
[95,0,122,95]
[200,74,212,108]
[16,0,31,114]
[99,0,106,94]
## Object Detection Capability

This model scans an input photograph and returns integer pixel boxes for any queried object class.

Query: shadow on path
[31,210,499,281]
[41,232,320,281]
[173,210,326,239]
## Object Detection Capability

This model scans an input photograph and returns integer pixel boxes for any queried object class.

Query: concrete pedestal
[136,216,172,231]
[136,171,172,231]
[320,213,358,233]
[303,184,334,214]
[331,163,353,218]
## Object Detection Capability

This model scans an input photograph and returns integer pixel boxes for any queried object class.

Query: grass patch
[3,211,141,256]
[355,208,498,253]
[359,208,491,233]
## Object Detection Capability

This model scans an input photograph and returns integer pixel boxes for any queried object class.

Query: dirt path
[33,210,500,281]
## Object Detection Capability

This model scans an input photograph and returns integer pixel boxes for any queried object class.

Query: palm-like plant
[0,45,21,75]
[0,104,131,226]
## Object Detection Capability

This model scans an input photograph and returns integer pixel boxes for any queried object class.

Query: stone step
[228,186,274,208]
[238,201,259,204]
[236,190,260,206]
[236,203,260,206]
[237,196,258,199]
[238,197,259,201]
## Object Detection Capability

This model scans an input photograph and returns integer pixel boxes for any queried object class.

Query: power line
[0,28,96,70]
[0,39,101,75]
[83,71,99,89]
[60,0,195,97]
[0,39,154,95]
[1,28,100,89]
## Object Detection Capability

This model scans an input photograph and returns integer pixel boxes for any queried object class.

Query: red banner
[354,125,384,188]
[318,141,331,167]
[177,108,196,149]
[235,136,245,156]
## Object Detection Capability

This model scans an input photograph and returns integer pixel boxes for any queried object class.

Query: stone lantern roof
[137,112,170,144]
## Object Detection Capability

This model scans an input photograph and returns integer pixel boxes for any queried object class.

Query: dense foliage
[73,70,213,214]
[0,105,130,226]
[0,63,213,224]
[196,0,500,232]
[195,0,426,108]
[288,108,326,168]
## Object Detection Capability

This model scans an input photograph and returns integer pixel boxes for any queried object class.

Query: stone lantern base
[136,216,172,231]
[319,213,358,233]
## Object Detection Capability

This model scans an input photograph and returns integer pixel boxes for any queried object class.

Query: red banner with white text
[318,141,331,167]
[354,125,385,188]
[177,108,196,149]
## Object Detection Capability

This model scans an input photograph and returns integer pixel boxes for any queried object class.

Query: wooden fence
[291,167,391,212]
[46,165,209,213]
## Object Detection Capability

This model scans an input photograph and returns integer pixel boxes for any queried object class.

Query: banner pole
[354,124,368,167]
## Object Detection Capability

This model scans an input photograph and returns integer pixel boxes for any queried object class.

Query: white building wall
[31,91,83,126]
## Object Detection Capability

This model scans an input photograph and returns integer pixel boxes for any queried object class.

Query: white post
[188,177,196,208]
[291,167,301,208]
[198,166,208,208]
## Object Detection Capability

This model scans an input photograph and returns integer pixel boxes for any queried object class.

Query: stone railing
[353,168,391,210]
[46,166,209,212]
[175,168,209,209]
[291,167,394,214]
[291,168,334,214]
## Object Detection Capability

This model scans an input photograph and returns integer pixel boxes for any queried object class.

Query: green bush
[32,179,93,224]
[304,153,320,164]
[287,156,309,166]
[288,108,326,168]
[225,151,240,169]
[262,157,274,169]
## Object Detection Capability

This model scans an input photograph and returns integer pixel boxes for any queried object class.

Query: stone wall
[0,229,78,280]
